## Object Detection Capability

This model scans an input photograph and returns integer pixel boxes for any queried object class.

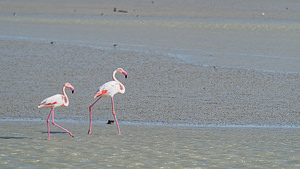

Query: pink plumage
[88,68,127,135]
[38,94,65,108]
[38,83,75,139]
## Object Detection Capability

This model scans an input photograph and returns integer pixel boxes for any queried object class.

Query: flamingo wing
[94,81,120,98]
[38,94,65,108]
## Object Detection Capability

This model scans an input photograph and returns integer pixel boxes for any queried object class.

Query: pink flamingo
[88,68,127,135]
[38,83,75,139]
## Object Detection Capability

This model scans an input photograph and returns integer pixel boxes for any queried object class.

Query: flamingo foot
[88,130,91,135]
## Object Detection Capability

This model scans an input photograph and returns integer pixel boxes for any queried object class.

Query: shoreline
[1,119,299,168]
[1,118,300,129]
[1,39,300,127]
[1,13,300,73]
[1,1,300,168]
[1,0,300,128]
[1,35,300,74]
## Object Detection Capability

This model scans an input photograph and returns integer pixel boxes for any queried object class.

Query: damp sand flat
[1,39,300,126]
[1,1,300,168]
[0,121,299,168]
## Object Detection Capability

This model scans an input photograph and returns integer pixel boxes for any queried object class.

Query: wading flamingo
[88,68,127,135]
[38,83,74,139]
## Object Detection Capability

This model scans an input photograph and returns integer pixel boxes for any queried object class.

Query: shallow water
[1,1,300,168]
[0,121,299,168]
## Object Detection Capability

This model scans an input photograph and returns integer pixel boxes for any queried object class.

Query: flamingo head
[64,83,75,94]
[117,68,127,78]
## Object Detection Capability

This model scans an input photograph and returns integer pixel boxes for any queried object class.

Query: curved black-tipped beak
[72,90,74,94]
[125,75,127,79]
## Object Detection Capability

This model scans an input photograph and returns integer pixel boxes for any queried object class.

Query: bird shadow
[41,131,67,134]
[0,136,27,139]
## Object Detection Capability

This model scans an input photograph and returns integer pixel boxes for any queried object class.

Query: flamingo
[38,83,75,139]
[88,68,127,135]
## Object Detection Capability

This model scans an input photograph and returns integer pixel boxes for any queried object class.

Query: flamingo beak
[122,71,128,79]
[94,92,101,98]
[70,86,75,94]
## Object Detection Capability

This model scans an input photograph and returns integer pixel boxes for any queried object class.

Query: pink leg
[51,110,74,137]
[111,97,121,135]
[88,97,101,134]
[46,108,53,139]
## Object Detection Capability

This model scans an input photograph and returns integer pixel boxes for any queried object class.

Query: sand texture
[1,39,299,127]
[0,0,300,127]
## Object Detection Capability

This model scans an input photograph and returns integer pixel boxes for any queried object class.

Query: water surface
[1,121,299,168]
[1,1,300,168]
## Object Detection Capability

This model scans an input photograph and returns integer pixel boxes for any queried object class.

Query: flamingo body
[88,68,127,135]
[38,83,74,139]
[38,94,65,108]
[95,81,121,98]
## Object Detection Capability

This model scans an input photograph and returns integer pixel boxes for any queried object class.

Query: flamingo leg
[111,97,121,135]
[47,108,54,139]
[51,109,74,137]
[88,97,102,134]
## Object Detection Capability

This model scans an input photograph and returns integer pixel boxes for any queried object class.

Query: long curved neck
[113,70,125,94]
[62,86,69,106]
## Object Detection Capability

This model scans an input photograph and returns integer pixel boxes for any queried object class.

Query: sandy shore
[1,39,299,127]
[0,0,300,127]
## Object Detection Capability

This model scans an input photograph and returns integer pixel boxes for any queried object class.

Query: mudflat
[1,39,299,126]
[0,0,300,127]
[1,1,300,168]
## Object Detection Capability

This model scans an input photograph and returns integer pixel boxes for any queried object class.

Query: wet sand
[1,0,300,168]
[1,39,299,127]
[1,0,300,126]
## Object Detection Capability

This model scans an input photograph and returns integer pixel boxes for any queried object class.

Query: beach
[1,0,300,168]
